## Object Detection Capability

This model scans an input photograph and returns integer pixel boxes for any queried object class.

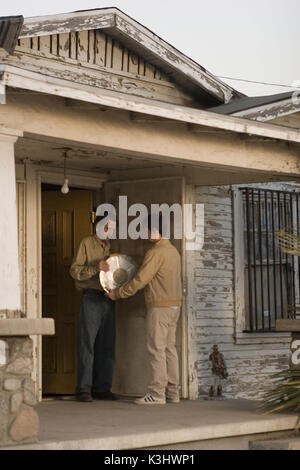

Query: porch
[2,397,299,450]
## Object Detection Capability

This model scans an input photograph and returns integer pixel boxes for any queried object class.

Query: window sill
[235,331,291,345]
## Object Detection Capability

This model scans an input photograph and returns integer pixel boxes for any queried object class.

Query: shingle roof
[0,15,23,54]
[207,91,295,115]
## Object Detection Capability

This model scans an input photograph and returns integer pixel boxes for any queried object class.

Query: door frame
[23,163,106,401]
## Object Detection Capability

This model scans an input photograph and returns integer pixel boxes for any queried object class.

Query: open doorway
[41,176,187,398]
[41,184,94,395]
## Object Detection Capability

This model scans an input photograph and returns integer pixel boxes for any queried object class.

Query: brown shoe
[166,396,180,403]
[76,392,93,402]
[92,391,118,401]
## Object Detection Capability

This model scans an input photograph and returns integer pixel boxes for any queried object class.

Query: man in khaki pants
[108,214,182,405]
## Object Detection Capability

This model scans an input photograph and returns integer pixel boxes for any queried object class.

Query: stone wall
[0,337,39,446]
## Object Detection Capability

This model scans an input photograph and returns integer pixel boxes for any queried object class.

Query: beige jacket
[69,235,110,291]
[116,239,182,308]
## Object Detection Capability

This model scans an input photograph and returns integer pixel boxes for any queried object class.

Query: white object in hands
[99,254,137,293]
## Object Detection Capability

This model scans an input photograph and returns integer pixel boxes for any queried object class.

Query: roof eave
[232,97,300,122]
[2,64,300,145]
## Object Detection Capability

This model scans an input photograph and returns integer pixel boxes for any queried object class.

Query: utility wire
[217,75,300,89]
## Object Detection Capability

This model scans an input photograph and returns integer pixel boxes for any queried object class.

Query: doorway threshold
[42,394,77,402]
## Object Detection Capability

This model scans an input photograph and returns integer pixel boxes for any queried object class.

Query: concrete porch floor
[3,397,299,450]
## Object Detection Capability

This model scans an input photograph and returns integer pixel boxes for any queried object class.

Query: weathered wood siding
[16,181,26,314]
[192,185,290,399]
[18,31,169,80]
[13,31,199,107]
[269,112,300,129]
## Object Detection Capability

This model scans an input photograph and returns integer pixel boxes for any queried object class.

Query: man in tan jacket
[108,214,182,405]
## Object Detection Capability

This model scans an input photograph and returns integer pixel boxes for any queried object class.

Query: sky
[1,0,299,97]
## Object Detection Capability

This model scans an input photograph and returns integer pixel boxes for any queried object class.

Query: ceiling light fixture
[61,150,70,194]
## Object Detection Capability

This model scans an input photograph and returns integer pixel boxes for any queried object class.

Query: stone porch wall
[0,337,39,445]
[191,184,290,400]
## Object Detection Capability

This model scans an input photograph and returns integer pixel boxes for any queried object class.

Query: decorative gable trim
[17,30,170,84]
[18,8,242,104]
[20,9,116,38]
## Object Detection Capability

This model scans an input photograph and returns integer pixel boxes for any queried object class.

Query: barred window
[241,188,300,332]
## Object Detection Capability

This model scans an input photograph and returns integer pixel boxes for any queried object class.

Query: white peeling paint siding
[13,32,199,108]
[0,137,21,311]
[193,185,290,400]
[0,340,7,365]
[17,181,26,314]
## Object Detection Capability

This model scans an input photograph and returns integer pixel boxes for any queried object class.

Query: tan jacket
[116,239,182,308]
[69,235,110,291]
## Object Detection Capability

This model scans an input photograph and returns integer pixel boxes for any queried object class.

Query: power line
[217,75,300,89]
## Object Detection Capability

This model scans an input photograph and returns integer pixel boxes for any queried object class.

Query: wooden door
[105,177,184,396]
[42,189,93,394]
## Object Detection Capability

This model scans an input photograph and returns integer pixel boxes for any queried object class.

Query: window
[241,188,300,332]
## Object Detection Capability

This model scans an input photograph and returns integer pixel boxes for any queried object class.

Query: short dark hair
[94,212,116,225]
[147,213,169,236]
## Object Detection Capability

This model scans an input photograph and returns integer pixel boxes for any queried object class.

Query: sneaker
[92,391,118,401]
[166,396,180,404]
[134,394,166,405]
[76,392,93,402]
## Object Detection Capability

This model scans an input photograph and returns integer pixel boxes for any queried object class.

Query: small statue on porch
[209,344,228,399]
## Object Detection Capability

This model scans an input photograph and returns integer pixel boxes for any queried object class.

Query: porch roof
[2,63,300,146]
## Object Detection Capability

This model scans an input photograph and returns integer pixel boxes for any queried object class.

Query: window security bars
[241,188,300,332]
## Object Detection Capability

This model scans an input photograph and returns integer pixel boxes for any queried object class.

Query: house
[0,7,300,446]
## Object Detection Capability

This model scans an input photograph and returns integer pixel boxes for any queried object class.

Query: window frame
[232,183,296,345]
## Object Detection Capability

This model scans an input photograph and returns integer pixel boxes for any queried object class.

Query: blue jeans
[76,290,116,394]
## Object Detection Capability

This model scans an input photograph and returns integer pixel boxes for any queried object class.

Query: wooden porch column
[0,126,23,316]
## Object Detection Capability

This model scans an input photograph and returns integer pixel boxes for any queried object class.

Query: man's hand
[107,289,117,301]
[99,260,109,272]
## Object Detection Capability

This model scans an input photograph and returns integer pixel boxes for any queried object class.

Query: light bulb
[61,178,69,194]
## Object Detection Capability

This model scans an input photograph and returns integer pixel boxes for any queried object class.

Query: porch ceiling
[15,135,173,174]
[14,134,298,186]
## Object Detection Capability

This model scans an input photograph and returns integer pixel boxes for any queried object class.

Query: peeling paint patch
[0,340,7,365]
[20,14,115,37]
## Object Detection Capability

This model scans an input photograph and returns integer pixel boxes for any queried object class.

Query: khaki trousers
[146,306,180,399]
